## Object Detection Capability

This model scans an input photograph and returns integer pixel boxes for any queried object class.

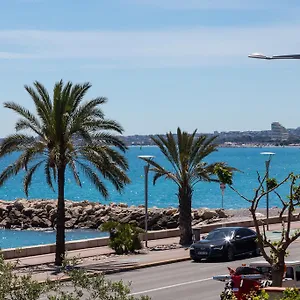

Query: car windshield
[205,229,234,241]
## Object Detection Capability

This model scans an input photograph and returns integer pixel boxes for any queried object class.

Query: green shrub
[100,221,143,254]
[0,255,150,300]
[281,288,300,300]
[247,288,300,300]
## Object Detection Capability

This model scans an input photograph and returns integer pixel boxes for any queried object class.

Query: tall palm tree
[141,128,234,245]
[0,80,130,265]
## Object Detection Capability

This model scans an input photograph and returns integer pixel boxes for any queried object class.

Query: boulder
[13,199,27,211]
[0,217,12,229]
[65,218,77,229]
[85,205,95,214]
[9,208,22,218]
[215,209,228,219]
[45,203,56,212]
[23,207,36,217]
[31,216,43,227]
[199,209,218,220]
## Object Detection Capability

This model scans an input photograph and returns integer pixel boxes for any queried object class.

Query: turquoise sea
[1,146,299,209]
[1,146,300,249]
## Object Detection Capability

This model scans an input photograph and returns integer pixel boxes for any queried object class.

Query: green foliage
[0,255,150,300]
[0,80,130,265]
[0,80,130,199]
[247,288,300,300]
[100,221,143,254]
[250,290,269,300]
[266,178,277,190]
[141,127,236,245]
[281,288,300,300]
[214,164,234,185]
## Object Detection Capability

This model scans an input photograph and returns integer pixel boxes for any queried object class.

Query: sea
[1,146,300,209]
[0,146,299,249]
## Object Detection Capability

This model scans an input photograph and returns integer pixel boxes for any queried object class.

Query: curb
[37,256,191,284]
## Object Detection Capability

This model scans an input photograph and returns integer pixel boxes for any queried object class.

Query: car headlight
[212,245,224,250]
[190,245,195,250]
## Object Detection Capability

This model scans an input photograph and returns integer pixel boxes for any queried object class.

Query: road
[107,241,300,300]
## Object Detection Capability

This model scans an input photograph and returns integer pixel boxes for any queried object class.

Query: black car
[190,227,260,262]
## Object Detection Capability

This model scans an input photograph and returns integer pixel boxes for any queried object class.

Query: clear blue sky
[1,0,300,136]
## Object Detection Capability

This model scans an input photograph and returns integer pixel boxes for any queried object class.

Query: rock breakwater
[0,199,229,230]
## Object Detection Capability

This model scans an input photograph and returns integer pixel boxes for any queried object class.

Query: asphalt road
[107,241,300,300]
[38,240,300,300]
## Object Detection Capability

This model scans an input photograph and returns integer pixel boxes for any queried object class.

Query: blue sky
[1,0,300,136]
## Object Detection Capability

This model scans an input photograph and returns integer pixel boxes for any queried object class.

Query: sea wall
[0,199,228,230]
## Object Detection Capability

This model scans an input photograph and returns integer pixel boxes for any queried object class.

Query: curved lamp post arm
[249,53,300,60]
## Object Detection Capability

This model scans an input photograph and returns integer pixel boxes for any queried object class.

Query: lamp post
[260,152,275,231]
[248,53,300,60]
[138,155,155,248]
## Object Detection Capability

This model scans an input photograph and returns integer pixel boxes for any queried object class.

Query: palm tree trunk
[55,164,66,266]
[178,184,193,245]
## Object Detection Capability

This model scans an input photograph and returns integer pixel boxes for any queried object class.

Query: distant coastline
[130,143,300,148]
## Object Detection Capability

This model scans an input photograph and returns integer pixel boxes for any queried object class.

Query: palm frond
[152,169,178,186]
[15,119,42,136]
[69,82,92,113]
[24,161,44,196]
[68,158,82,187]
[76,160,109,198]
[79,147,130,191]
[83,119,124,134]
[88,133,127,152]
[33,81,52,112]
[0,164,20,186]
[76,97,106,118]
[151,134,181,176]
[44,159,55,192]
[4,102,42,131]
[24,85,51,127]
[190,135,218,170]
[0,134,36,157]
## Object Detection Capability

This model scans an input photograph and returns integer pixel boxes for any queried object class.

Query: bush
[0,255,151,300]
[100,221,143,254]
[243,288,300,300]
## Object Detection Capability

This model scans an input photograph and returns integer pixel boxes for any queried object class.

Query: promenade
[8,220,300,283]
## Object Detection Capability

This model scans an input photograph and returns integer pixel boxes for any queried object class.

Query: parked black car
[190,227,260,262]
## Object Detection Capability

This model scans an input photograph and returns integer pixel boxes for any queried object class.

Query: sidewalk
[8,221,300,283]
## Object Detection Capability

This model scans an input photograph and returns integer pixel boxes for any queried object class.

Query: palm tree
[141,128,234,245]
[0,80,130,265]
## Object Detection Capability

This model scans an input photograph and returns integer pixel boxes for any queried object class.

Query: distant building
[271,122,289,141]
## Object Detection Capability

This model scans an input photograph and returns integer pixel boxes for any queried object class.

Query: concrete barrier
[1,214,298,259]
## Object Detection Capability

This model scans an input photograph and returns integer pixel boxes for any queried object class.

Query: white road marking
[130,277,212,295]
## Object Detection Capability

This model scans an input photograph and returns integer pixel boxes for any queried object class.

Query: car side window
[237,228,253,238]
[286,267,294,279]
[295,266,300,281]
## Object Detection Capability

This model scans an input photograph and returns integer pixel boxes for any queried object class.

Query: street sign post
[220,183,226,208]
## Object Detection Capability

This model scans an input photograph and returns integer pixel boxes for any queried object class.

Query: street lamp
[138,155,155,248]
[248,52,300,60]
[260,152,275,231]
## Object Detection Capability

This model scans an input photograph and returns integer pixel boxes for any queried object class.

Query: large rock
[65,218,77,229]
[23,207,36,217]
[215,209,228,219]
[199,209,218,220]
[13,199,27,211]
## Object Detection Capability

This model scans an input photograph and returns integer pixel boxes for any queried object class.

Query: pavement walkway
[7,220,300,283]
